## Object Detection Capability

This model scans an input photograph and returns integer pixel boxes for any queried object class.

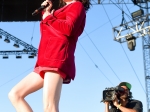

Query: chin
[120,94,128,99]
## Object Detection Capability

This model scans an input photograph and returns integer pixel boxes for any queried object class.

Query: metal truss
[112,14,150,43]
[92,0,138,4]
[142,1,150,112]
[0,50,36,55]
[112,3,150,110]
[0,28,38,56]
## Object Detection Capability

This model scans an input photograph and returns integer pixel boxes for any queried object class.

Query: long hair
[58,0,92,12]
[128,91,133,99]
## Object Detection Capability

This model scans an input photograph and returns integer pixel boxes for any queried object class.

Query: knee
[8,88,21,102]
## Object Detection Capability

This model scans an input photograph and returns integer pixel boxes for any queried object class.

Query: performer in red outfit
[8,0,91,112]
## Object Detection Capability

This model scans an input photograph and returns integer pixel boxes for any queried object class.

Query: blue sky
[0,2,148,112]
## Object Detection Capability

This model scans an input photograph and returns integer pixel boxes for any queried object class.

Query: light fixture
[4,37,10,43]
[23,48,28,52]
[28,55,34,58]
[16,55,22,59]
[3,55,8,59]
[131,9,144,19]
[31,52,36,56]
[126,35,136,51]
[13,43,19,48]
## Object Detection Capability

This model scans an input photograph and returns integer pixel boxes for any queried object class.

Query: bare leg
[8,72,43,112]
[43,72,63,112]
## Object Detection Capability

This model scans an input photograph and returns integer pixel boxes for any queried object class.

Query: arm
[104,102,110,112]
[43,2,85,36]
[113,99,143,112]
[115,105,136,112]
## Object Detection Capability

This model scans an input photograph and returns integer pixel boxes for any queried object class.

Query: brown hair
[58,0,92,12]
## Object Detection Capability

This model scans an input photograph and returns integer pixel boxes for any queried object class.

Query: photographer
[104,82,143,112]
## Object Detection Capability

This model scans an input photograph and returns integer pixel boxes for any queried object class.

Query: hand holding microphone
[32,0,54,16]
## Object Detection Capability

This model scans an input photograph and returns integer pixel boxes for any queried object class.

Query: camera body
[102,86,124,102]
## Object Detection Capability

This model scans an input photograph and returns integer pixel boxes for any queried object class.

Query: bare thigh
[11,72,44,97]
[43,72,63,106]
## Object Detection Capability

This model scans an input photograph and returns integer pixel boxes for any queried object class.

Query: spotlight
[131,9,144,19]
[23,48,28,52]
[3,55,8,59]
[0,35,2,39]
[13,43,19,48]
[28,55,34,58]
[31,52,36,56]
[16,55,22,59]
[126,35,136,51]
[4,38,10,43]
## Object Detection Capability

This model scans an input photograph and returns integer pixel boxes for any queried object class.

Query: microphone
[32,3,49,16]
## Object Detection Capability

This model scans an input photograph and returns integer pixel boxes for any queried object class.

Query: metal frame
[112,14,150,43]
[0,28,38,57]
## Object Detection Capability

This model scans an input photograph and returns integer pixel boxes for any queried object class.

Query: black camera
[101,86,125,102]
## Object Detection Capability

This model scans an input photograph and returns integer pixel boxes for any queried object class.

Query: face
[119,86,129,99]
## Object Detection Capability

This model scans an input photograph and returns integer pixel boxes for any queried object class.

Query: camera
[101,86,125,102]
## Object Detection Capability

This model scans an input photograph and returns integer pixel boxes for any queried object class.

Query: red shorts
[33,66,66,79]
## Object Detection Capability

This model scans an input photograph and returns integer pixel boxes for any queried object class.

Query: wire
[101,1,146,94]
[120,44,146,93]
[84,30,122,82]
[30,22,36,46]
[109,0,133,20]
[78,41,114,86]
[101,4,113,27]
[79,5,135,40]
[0,67,33,88]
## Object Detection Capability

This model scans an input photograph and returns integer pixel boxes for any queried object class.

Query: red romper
[34,1,86,84]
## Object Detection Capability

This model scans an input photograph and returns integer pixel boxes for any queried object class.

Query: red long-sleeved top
[35,1,86,84]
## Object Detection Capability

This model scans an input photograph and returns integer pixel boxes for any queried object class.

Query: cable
[30,22,36,46]
[84,35,119,81]
[101,2,146,94]
[109,0,133,20]
[0,67,33,88]
[78,41,114,86]
[79,5,135,40]
[101,4,113,27]
[120,44,146,93]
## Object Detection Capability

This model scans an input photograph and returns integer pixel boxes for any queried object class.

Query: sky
[0,1,148,112]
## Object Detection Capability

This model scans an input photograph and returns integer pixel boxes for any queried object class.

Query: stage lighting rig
[112,14,150,51]
[0,28,38,59]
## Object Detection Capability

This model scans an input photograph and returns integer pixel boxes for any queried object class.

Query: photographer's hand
[104,101,110,112]
[112,95,119,107]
